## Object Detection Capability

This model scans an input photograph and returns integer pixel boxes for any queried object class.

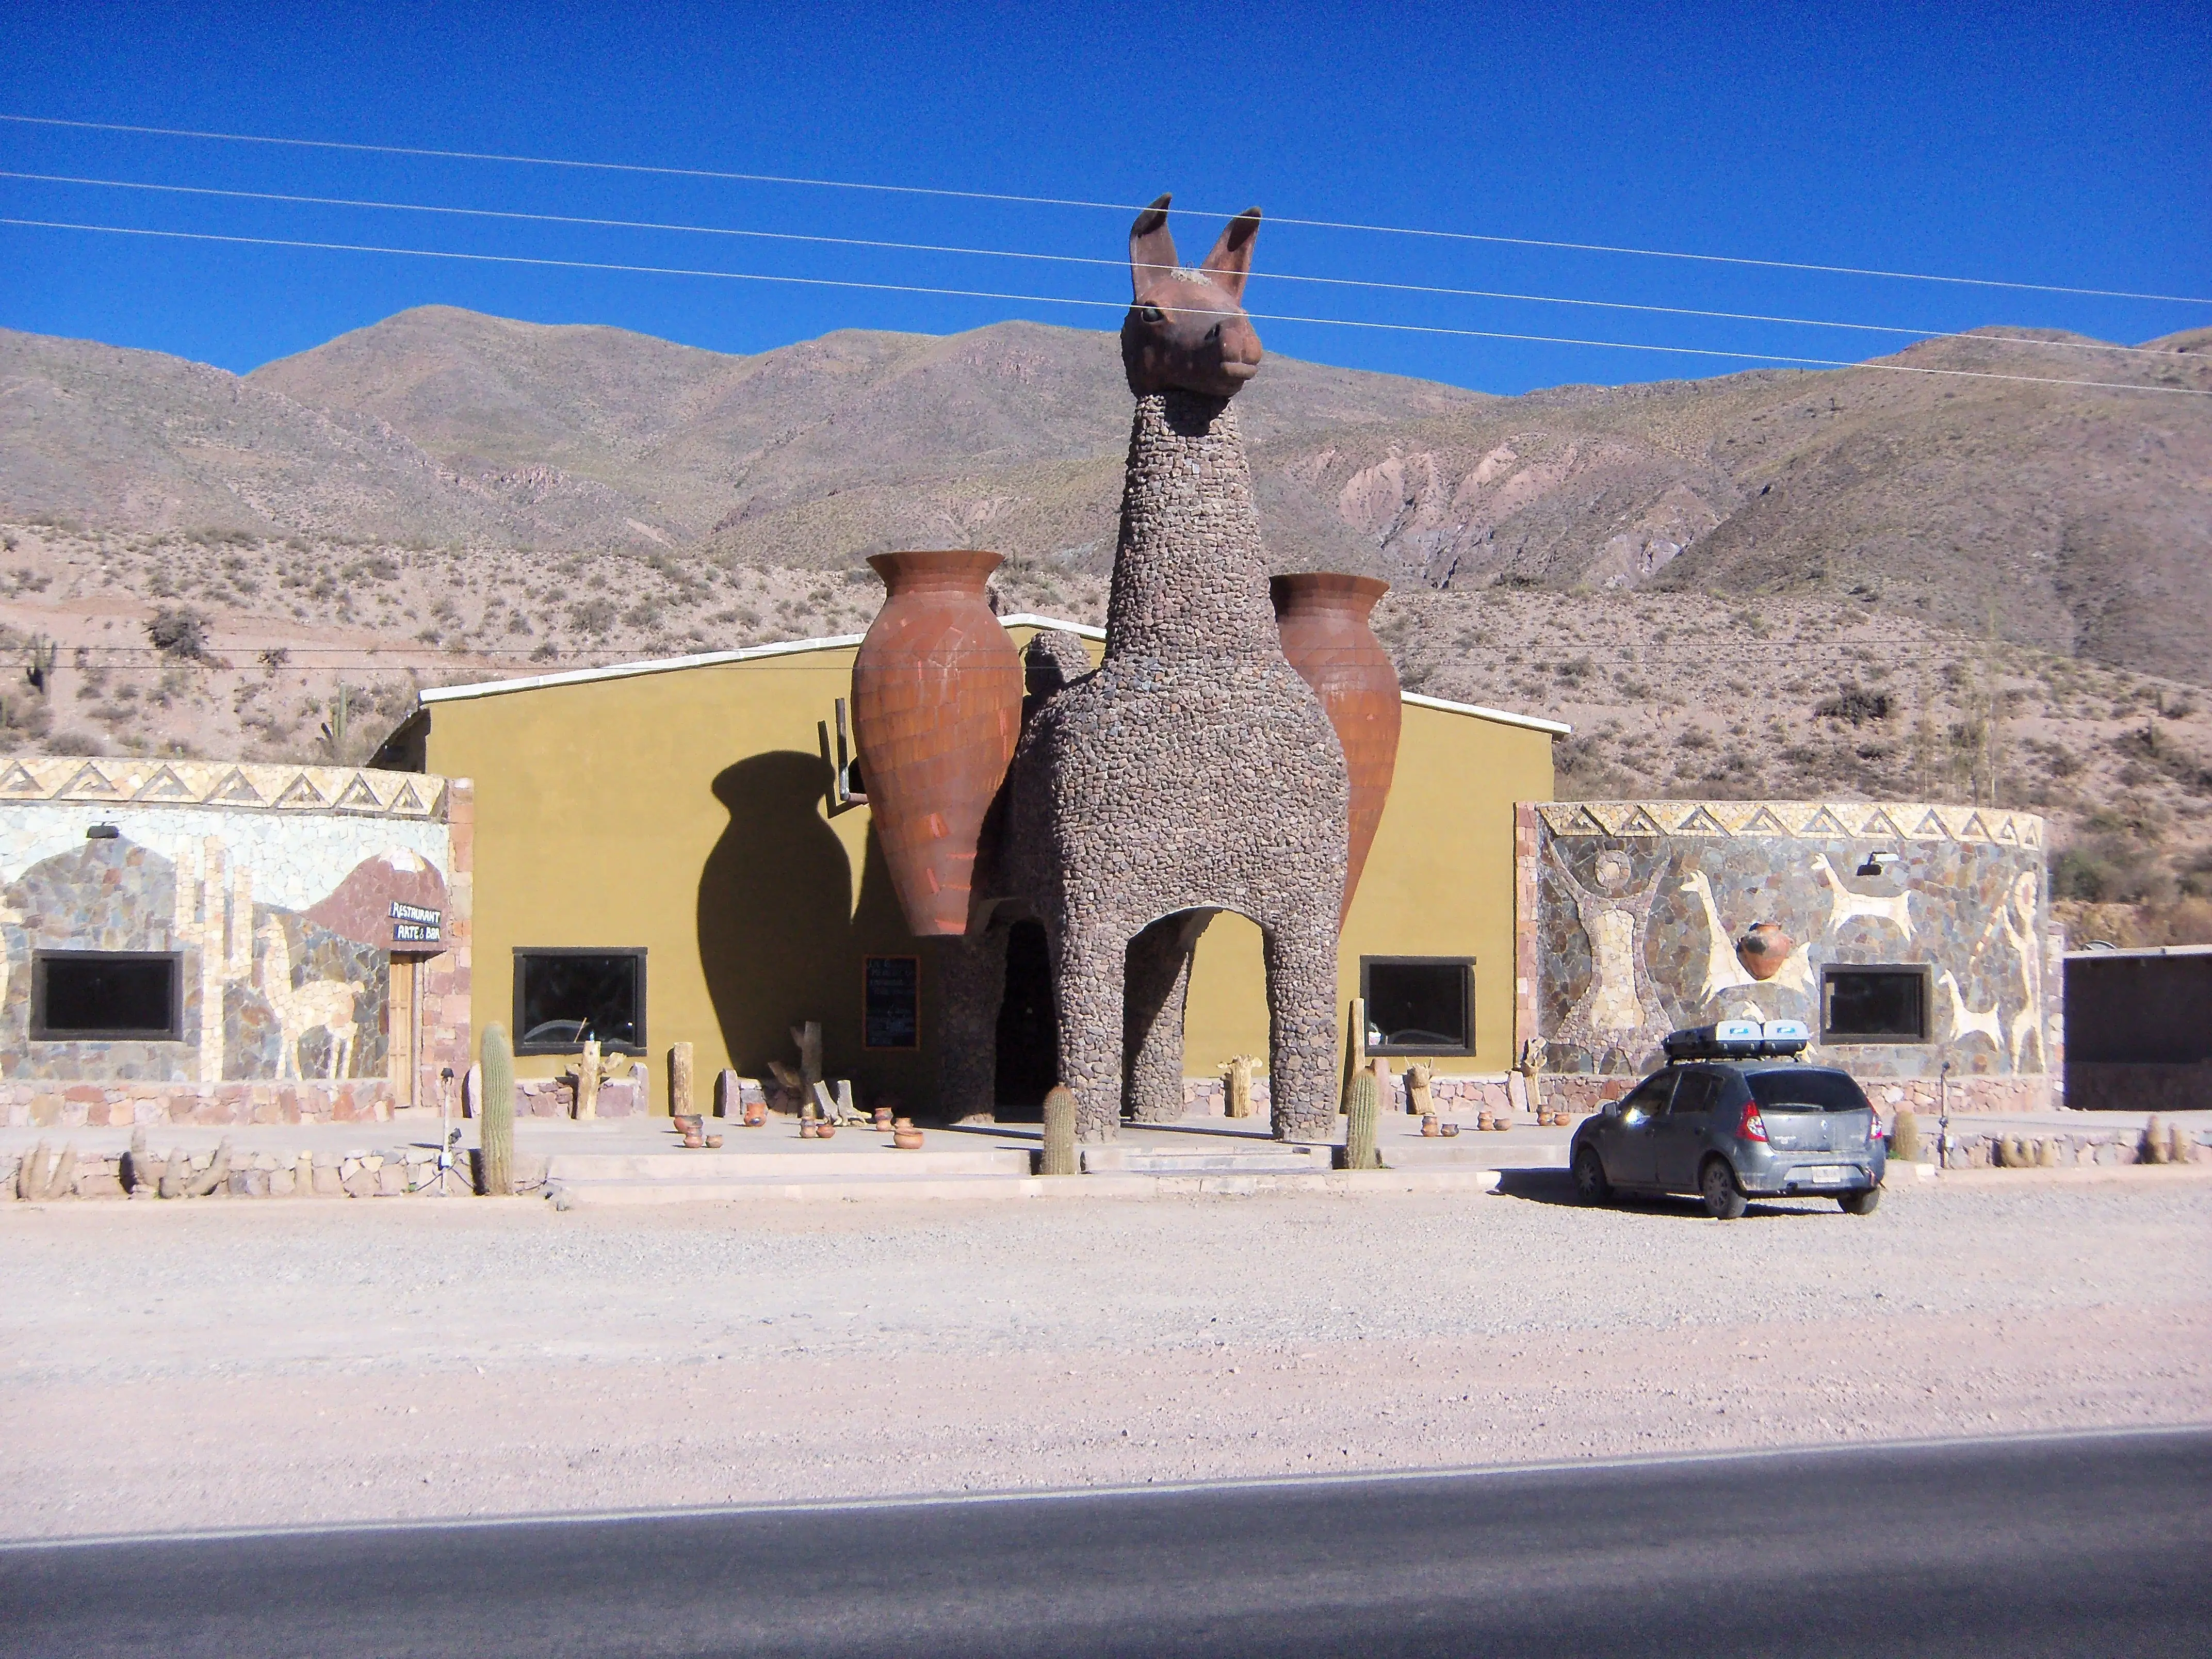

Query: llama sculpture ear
[1129,193,1178,296]
[1199,208,1261,303]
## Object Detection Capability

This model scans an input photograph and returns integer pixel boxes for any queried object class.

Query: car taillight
[1738,1102,1768,1143]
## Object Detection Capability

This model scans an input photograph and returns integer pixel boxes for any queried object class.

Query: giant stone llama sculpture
[942,194,1351,1144]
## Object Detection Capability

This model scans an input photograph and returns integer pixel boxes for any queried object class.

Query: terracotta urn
[851,551,1024,937]
[1735,922,1793,982]
[1269,574,1402,920]
[816,1122,837,1141]
[743,1099,767,1128]
[892,1127,924,1150]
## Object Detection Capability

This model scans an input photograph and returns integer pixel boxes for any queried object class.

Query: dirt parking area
[3,1175,2207,1541]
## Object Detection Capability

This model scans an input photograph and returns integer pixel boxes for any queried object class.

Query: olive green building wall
[421,630,1554,1111]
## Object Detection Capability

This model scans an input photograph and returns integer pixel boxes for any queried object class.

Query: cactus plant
[1042,1084,1078,1176]
[187,1139,231,1197]
[2171,1122,2193,1165]
[1340,1069,1381,1171]
[480,1021,515,1196]
[1891,1108,1920,1163]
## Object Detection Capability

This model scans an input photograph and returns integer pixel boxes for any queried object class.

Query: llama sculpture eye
[1138,304,1164,324]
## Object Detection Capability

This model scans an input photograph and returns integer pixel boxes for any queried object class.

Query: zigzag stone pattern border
[0,758,449,822]
[1536,799,2044,850]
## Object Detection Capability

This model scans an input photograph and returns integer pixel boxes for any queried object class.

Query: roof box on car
[1663,1019,1812,1061]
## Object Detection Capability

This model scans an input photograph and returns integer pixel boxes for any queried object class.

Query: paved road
[5,1428,2205,1656]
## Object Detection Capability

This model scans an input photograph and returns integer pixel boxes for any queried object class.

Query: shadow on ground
[1493,1169,1840,1221]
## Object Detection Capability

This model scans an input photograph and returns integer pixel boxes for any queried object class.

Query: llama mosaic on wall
[0,760,454,1091]
[1530,800,2053,1089]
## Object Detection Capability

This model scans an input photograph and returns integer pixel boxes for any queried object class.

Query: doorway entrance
[387,953,425,1108]
[993,920,1058,1118]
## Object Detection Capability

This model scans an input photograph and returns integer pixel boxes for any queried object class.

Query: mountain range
[3,306,2208,684]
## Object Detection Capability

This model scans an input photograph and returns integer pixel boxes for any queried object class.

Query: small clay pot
[1491,1117,1513,1131]
[873,1107,893,1129]
[893,1116,914,1131]
[1420,1113,1441,1137]
[1476,1111,1494,1131]
[1442,1123,1461,1138]
[816,1123,837,1140]
[1735,921,1793,982]
[743,1100,767,1128]
[800,1120,818,1140]
[893,1127,924,1150]
[704,1134,724,1149]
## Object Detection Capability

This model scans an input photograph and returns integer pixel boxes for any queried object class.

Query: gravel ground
[3,1176,2206,1541]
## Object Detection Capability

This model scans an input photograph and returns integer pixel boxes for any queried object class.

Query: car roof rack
[1663,1019,1812,1061]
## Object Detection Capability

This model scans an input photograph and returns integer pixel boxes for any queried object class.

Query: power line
[4,111,2204,306]
[2,169,2182,360]
[6,216,2204,398]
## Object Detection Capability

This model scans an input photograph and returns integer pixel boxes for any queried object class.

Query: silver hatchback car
[1570,1021,1887,1219]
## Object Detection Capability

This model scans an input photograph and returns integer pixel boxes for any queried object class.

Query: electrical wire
[5,217,2204,398]
[4,112,2204,305]
[0,169,2186,360]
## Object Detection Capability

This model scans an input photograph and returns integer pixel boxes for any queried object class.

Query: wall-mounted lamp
[1855,850,1900,877]
[85,824,120,840]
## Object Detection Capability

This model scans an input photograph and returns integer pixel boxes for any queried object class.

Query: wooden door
[388,954,417,1108]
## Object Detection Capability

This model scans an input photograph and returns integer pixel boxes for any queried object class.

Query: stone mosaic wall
[0,760,465,1121]
[1526,801,2055,1104]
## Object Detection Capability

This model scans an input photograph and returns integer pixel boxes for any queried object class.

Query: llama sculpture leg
[1123,915,1205,1123]
[936,927,1009,1121]
[1263,916,1342,1142]
[1054,922,1131,1142]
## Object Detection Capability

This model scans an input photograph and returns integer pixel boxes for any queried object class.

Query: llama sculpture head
[1120,193,1263,399]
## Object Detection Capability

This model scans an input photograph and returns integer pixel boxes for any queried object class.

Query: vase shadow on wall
[696,751,914,1085]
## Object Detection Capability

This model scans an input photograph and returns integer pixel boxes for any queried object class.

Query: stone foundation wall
[1926,1127,2205,1169]
[3,1079,399,1126]
[3,1143,553,1200]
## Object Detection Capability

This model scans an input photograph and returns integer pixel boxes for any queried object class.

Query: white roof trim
[419,631,868,703]
[998,612,1106,640]
[1402,691,1571,736]
[417,614,1569,736]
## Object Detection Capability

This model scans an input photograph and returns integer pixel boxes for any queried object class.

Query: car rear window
[1746,1070,1871,1113]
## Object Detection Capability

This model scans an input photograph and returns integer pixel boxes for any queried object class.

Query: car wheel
[1838,1188,1880,1216]
[1701,1158,1747,1221]
[1572,1144,1612,1205]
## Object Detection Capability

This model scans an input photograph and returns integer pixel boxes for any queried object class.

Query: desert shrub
[568,598,617,635]
[529,642,560,662]
[146,607,210,660]
[1816,687,1892,723]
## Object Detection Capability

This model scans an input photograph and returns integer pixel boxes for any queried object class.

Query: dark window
[32,951,182,1040]
[513,949,645,1054]
[1668,1070,1720,1116]
[1618,1071,1676,1118]
[1747,1069,1873,1113]
[1821,965,1930,1043]
[863,956,920,1050]
[1362,957,1474,1055]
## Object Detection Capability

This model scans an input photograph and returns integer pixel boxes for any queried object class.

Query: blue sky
[2,2,2205,393]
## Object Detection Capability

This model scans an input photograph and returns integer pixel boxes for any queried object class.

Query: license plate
[1797,1166,1847,1185]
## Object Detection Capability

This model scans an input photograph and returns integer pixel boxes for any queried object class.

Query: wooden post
[1370,1054,1393,1114]
[576,1038,600,1121]
[714,1068,740,1118]
[791,1021,823,1095]
[669,1042,695,1119]
[1225,1055,1255,1119]
[1406,1063,1432,1118]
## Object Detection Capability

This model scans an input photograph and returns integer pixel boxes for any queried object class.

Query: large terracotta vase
[1270,573,1401,920]
[851,551,1023,937]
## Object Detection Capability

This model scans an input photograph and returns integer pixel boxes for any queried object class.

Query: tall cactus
[1042,1084,1078,1176]
[479,1022,515,1196]
[1341,1069,1380,1171]
[1891,1108,1920,1162]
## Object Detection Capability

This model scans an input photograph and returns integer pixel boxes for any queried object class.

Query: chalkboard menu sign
[863,956,920,1049]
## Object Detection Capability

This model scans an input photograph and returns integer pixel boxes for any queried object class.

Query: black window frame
[1360,955,1476,1058]
[512,947,648,1056]
[1819,963,1932,1045]
[30,950,185,1041]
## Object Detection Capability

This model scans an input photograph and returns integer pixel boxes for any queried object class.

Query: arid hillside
[1,307,2206,941]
